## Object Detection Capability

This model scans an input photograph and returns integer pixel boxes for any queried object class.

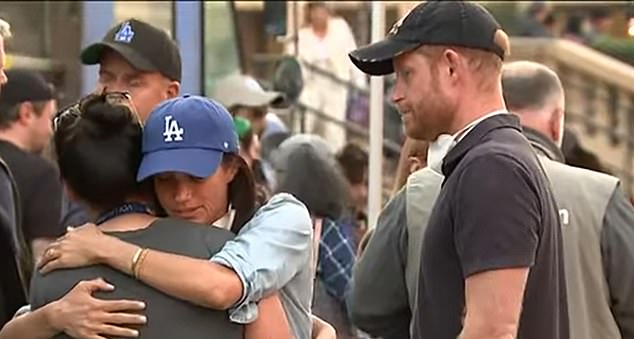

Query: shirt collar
[426,110,508,174]
[522,126,565,163]
[442,113,523,177]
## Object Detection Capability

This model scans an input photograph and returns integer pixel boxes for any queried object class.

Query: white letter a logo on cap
[163,115,184,142]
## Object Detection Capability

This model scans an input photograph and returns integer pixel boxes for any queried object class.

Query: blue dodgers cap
[137,95,239,181]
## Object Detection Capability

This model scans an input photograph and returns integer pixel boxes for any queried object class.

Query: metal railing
[251,53,402,155]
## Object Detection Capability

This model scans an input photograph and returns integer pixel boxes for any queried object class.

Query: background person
[503,60,634,339]
[335,143,368,251]
[0,18,27,327]
[286,1,366,151]
[233,116,270,209]
[350,140,441,339]
[272,133,356,339]
[0,70,61,269]
[214,73,287,138]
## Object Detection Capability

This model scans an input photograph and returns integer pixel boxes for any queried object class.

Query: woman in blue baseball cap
[1,93,295,339]
[20,95,324,339]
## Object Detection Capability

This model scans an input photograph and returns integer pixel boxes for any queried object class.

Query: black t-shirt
[0,163,25,326]
[0,140,63,243]
[412,114,569,339]
[30,218,242,339]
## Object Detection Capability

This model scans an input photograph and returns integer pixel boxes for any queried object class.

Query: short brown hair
[418,43,505,91]
[0,101,50,129]
[418,29,509,73]
[336,143,368,185]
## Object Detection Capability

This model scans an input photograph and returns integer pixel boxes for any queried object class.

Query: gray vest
[404,168,443,312]
[539,155,621,339]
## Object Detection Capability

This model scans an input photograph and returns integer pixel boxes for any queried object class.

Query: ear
[166,81,180,99]
[550,107,565,147]
[16,102,34,126]
[442,49,461,79]
[222,156,240,183]
[408,157,423,174]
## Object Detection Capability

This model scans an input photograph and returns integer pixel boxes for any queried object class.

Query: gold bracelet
[130,247,144,276]
[133,249,150,280]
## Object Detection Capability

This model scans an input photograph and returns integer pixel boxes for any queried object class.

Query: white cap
[213,74,285,109]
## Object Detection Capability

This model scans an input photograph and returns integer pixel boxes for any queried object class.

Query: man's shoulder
[0,144,57,180]
[459,145,532,178]
[541,156,619,190]
[539,156,619,213]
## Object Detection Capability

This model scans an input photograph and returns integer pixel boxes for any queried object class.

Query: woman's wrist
[97,235,138,275]
[44,300,66,333]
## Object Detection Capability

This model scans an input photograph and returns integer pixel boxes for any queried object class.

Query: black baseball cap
[0,69,55,106]
[349,1,509,76]
[80,18,182,82]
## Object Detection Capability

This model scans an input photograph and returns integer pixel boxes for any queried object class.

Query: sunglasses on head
[53,89,142,131]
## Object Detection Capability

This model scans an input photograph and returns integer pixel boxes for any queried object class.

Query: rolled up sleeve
[211,193,312,323]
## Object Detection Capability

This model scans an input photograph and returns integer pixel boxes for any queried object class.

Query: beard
[404,91,454,142]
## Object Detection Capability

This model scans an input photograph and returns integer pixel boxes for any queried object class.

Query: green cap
[233,116,251,139]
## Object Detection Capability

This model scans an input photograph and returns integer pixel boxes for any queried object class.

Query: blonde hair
[0,19,12,39]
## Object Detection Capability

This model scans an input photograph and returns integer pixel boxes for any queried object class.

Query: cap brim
[349,38,420,76]
[137,148,223,182]
[240,91,285,108]
[81,42,157,73]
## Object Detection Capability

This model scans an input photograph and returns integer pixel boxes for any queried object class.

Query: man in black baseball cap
[0,69,56,154]
[349,2,569,339]
[80,18,181,121]
[0,69,62,277]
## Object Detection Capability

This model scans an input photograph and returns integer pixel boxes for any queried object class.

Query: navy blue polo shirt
[412,114,569,339]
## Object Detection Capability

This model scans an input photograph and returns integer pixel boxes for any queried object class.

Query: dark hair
[561,128,608,174]
[229,105,266,119]
[305,1,331,25]
[528,2,547,17]
[261,131,291,162]
[0,101,49,129]
[565,15,583,35]
[224,153,257,233]
[336,143,368,185]
[543,13,556,27]
[54,93,153,211]
[236,125,270,206]
[276,143,349,220]
[590,8,611,22]
[307,1,329,13]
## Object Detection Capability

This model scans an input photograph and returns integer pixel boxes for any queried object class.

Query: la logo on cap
[163,115,184,142]
[389,7,415,36]
[114,21,135,43]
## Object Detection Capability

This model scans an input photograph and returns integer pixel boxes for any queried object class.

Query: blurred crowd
[518,3,634,67]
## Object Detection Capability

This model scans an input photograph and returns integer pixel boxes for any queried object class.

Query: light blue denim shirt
[211,193,314,339]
